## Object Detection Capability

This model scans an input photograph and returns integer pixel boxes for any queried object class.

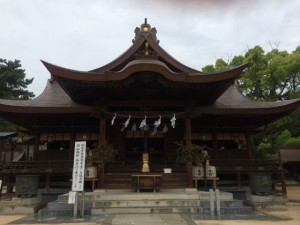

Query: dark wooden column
[98,112,106,188]
[69,128,76,160]
[98,112,106,143]
[246,130,253,165]
[212,129,218,160]
[32,129,40,161]
[185,115,192,146]
[185,108,193,188]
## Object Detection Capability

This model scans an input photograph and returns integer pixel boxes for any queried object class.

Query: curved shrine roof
[0,79,97,113]
[192,85,300,115]
[0,19,300,126]
[40,20,249,104]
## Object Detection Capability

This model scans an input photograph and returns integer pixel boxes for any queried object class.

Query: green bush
[284,137,300,147]
[276,130,292,146]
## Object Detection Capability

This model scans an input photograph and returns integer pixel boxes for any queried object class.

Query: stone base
[0,196,46,214]
[245,194,288,211]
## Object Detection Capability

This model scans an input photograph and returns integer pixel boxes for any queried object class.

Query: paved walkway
[111,214,194,225]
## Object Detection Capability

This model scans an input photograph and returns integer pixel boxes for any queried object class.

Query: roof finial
[144,18,147,25]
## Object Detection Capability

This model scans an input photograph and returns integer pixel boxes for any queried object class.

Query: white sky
[1,0,300,96]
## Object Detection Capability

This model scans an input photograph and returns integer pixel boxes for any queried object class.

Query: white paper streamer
[154,115,161,128]
[111,113,117,125]
[139,115,147,129]
[124,115,131,128]
[170,113,176,128]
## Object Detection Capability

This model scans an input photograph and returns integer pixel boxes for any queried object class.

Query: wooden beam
[106,100,195,107]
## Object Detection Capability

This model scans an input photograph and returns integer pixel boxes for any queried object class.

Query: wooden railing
[0,159,286,196]
[0,160,73,173]
[210,159,279,169]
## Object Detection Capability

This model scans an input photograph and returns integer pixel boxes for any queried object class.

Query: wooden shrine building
[1,20,300,192]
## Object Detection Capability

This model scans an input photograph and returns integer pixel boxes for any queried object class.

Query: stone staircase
[38,189,254,218]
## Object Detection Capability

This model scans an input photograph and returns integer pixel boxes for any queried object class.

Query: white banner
[71,141,86,191]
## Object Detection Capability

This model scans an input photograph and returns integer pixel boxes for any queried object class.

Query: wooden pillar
[185,112,192,145]
[10,141,14,161]
[185,108,193,188]
[98,113,106,143]
[98,112,106,188]
[246,130,253,165]
[69,129,76,160]
[32,129,40,161]
[212,130,218,160]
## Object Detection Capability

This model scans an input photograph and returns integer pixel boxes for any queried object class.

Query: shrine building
[0,20,299,192]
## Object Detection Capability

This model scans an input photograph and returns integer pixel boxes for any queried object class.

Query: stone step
[200,200,244,208]
[93,199,202,208]
[46,201,93,210]
[38,208,91,217]
[38,189,254,218]
[91,205,254,215]
[202,206,254,214]
[56,189,234,202]
[91,206,203,214]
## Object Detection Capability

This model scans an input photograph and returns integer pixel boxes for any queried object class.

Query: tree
[0,58,34,100]
[202,58,229,73]
[201,46,300,102]
[201,45,300,158]
[0,58,35,131]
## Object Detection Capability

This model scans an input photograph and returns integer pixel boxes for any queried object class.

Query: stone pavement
[0,213,196,225]
[111,214,195,225]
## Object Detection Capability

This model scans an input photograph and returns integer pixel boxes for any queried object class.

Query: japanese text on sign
[72,141,86,191]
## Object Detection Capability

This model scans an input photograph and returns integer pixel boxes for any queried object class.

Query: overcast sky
[1,0,300,96]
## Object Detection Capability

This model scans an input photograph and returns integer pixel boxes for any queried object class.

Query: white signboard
[68,191,76,204]
[71,141,86,191]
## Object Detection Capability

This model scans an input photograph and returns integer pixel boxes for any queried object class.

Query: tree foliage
[0,58,35,131]
[201,45,300,158]
[202,45,300,101]
[0,58,34,100]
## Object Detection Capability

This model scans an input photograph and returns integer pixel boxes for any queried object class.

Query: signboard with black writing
[71,141,86,191]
